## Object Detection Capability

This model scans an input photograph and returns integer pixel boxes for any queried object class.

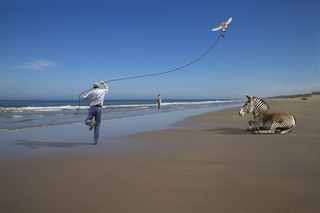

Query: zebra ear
[246,95,253,101]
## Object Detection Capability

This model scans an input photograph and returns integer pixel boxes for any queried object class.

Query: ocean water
[0,99,243,132]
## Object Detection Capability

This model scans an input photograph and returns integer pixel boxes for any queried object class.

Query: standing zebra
[239,95,296,134]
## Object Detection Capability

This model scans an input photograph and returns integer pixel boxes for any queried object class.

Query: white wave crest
[0,105,89,113]
[161,100,238,106]
[0,100,240,113]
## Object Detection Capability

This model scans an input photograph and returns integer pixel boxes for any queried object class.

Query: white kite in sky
[212,17,232,39]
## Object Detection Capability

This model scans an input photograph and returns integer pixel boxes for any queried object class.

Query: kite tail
[221,31,226,39]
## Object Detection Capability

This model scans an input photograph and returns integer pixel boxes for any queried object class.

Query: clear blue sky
[0,0,319,100]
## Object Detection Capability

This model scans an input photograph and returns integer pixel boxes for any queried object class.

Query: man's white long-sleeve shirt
[82,87,110,106]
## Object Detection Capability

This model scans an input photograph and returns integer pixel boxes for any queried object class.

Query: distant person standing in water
[157,94,161,109]
[81,81,110,145]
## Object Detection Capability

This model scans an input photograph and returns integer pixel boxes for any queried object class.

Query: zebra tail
[280,115,296,134]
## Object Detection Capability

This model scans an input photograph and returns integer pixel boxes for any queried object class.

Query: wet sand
[1,96,320,213]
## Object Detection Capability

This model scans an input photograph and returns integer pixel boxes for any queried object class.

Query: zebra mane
[252,96,269,110]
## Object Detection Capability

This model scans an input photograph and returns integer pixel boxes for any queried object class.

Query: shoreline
[1,96,320,213]
[0,99,244,132]
[0,103,242,158]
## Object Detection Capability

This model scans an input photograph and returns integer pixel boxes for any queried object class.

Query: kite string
[76,32,221,115]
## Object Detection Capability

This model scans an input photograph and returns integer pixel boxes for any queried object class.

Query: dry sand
[1,96,320,213]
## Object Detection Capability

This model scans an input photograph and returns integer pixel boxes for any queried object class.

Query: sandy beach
[1,96,320,213]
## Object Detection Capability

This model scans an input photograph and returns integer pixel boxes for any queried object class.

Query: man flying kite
[212,17,232,39]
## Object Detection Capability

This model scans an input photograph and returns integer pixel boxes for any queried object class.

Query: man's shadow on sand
[206,127,249,135]
[15,140,90,149]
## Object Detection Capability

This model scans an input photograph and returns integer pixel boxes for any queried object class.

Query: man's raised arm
[101,81,109,89]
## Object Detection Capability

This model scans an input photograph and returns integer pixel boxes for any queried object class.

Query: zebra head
[239,95,269,117]
[239,95,254,116]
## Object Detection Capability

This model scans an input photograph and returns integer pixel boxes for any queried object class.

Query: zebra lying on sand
[239,95,296,134]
